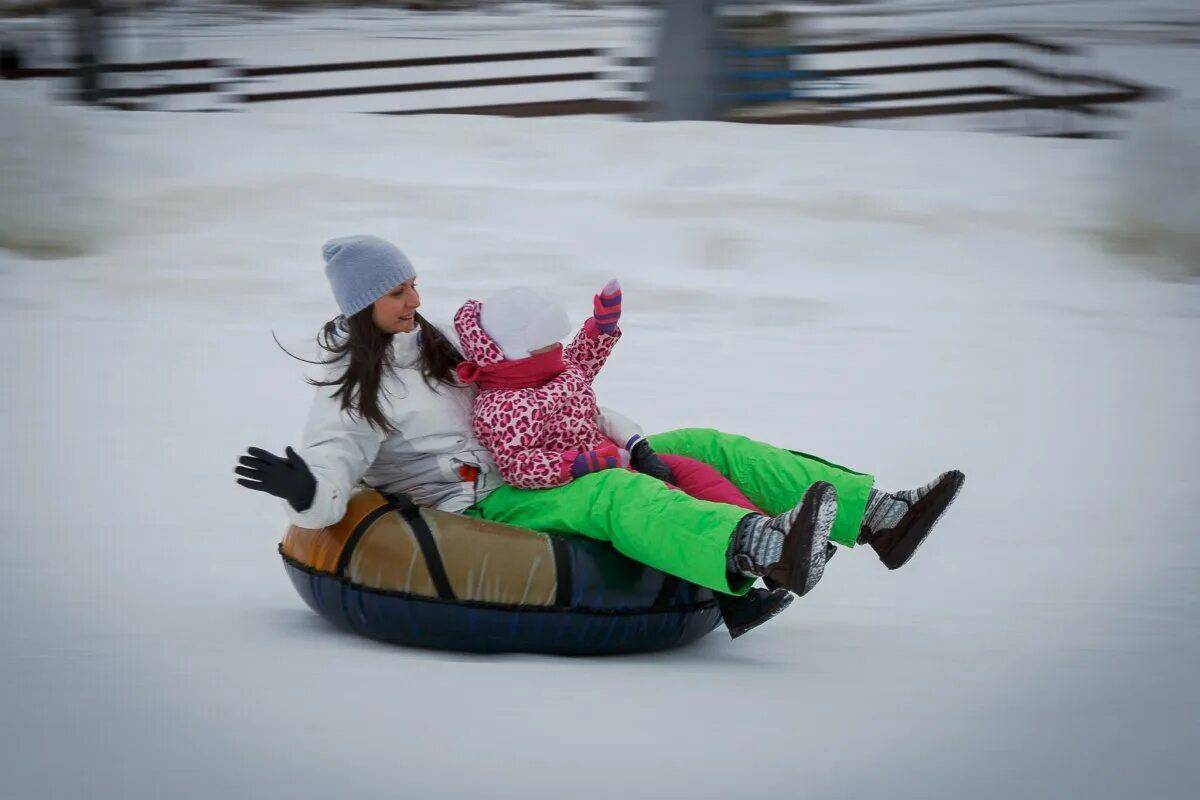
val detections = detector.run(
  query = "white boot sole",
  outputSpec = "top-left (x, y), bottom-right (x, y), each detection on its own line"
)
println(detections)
top-left (799, 486), bottom-right (837, 596)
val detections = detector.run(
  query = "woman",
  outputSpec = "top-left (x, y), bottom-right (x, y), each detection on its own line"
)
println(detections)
top-left (235, 236), bottom-right (964, 634)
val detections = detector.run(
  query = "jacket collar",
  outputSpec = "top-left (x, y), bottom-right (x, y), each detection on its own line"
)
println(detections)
top-left (391, 328), bottom-right (422, 368)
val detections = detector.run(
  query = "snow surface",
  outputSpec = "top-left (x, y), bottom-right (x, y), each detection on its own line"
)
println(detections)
top-left (2, 5), bottom-right (1200, 800)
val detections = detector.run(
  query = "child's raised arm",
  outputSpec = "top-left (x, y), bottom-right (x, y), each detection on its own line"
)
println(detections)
top-left (564, 279), bottom-right (622, 383)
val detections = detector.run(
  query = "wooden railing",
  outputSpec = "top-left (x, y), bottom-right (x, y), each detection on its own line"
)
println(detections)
top-left (2, 33), bottom-right (1162, 133)
top-left (618, 31), bottom-right (1162, 131)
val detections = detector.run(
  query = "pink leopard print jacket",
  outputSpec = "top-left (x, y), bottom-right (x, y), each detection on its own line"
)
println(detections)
top-left (453, 299), bottom-right (621, 489)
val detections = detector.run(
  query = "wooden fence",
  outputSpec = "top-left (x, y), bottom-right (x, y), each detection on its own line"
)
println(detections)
top-left (3, 33), bottom-right (1163, 133)
top-left (620, 32), bottom-right (1161, 130)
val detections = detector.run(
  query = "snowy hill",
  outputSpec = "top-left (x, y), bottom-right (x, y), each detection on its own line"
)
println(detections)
top-left (2, 91), bottom-right (1198, 798)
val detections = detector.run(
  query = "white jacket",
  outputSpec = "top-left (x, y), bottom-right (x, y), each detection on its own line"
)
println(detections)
top-left (284, 322), bottom-right (644, 530)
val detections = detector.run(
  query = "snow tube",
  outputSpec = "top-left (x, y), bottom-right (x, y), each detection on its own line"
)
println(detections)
top-left (280, 489), bottom-right (722, 655)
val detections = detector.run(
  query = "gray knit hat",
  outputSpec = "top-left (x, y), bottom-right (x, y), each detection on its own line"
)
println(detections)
top-left (322, 235), bottom-right (417, 318)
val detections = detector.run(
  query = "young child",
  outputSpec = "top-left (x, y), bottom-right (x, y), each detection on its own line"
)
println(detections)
top-left (453, 281), bottom-right (801, 637)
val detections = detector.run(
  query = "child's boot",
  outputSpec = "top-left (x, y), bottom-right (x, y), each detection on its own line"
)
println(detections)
top-left (764, 541), bottom-right (836, 593)
top-left (858, 470), bottom-right (966, 569)
top-left (717, 588), bottom-right (794, 640)
top-left (727, 481), bottom-right (837, 597)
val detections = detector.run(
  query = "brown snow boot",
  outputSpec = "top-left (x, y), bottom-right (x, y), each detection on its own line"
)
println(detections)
top-left (728, 481), bottom-right (837, 597)
top-left (859, 470), bottom-right (966, 570)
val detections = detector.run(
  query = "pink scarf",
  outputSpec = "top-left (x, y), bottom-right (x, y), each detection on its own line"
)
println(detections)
top-left (456, 344), bottom-right (565, 390)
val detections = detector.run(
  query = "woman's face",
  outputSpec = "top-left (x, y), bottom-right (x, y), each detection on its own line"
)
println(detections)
top-left (371, 279), bottom-right (420, 334)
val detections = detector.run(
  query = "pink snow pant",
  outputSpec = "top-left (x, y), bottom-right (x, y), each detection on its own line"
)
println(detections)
top-left (657, 454), bottom-right (764, 515)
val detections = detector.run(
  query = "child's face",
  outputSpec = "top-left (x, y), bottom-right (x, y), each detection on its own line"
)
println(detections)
top-left (372, 279), bottom-right (421, 334)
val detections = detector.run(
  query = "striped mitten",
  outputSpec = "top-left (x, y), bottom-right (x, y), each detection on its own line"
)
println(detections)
top-left (564, 443), bottom-right (630, 480)
top-left (592, 279), bottom-right (622, 334)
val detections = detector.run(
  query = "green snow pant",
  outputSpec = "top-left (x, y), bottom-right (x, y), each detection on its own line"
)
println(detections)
top-left (467, 428), bottom-right (874, 595)
top-left (646, 429), bottom-right (873, 549)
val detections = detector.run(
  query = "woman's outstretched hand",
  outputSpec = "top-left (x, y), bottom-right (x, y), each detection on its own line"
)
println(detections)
top-left (592, 279), bottom-right (622, 334)
top-left (235, 446), bottom-right (317, 513)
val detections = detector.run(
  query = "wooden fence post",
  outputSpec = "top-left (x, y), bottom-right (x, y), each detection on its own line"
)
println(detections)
top-left (644, 0), bottom-right (730, 121)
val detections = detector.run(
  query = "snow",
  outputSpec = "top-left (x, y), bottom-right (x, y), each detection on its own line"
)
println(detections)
top-left (0, 84), bottom-right (106, 256)
top-left (2, 4), bottom-right (1200, 800)
top-left (1108, 105), bottom-right (1200, 275)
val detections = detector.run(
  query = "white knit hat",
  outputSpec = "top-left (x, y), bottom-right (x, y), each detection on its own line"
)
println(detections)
top-left (479, 287), bottom-right (572, 360)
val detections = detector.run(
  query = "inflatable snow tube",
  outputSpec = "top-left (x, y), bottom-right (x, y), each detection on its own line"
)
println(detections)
top-left (280, 489), bottom-right (722, 655)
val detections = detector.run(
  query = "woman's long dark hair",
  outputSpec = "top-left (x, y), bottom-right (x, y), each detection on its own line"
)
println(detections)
top-left (279, 309), bottom-right (463, 434)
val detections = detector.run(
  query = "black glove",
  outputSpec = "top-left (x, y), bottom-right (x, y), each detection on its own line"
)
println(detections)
top-left (235, 446), bottom-right (317, 513)
top-left (629, 438), bottom-right (676, 485)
